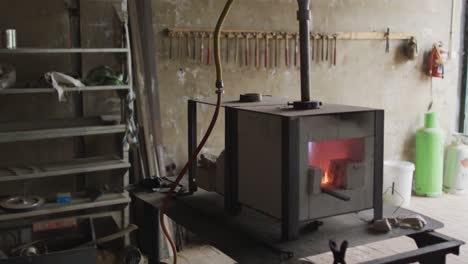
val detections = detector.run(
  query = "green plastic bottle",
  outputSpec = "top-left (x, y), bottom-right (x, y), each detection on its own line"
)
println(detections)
top-left (415, 112), bottom-right (444, 197)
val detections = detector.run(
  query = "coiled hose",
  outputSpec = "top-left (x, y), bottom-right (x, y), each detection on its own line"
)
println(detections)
top-left (159, 1), bottom-right (236, 263)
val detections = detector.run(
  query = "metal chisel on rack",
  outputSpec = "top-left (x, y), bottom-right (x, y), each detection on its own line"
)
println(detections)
top-left (333, 34), bottom-right (337, 66)
top-left (321, 34), bottom-right (325, 61)
top-left (254, 33), bottom-right (259, 68)
top-left (179, 32), bottom-right (184, 60)
top-left (284, 32), bottom-right (289, 67)
top-left (207, 33), bottom-right (212, 65)
top-left (169, 34), bottom-right (173, 59)
top-left (244, 33), bottom-right (249, 67)
top-left (265, 33), bottom-right (269, 68)
top-left (234, 32), bottom-right (239, 65)
top-left (310, 33), bottom-right (314, 61)
top-left (326, 35), bottom-right (329, 61)
top-left (226, 32), bottom-right (230, 63)
top-left (274, 33), bottom-right (279, 68)
top-left (294, 33), bottom-right (299, 67)
top-left (200, 32), bottom-right (205, 64)
top-left (193, 32), bottom-right (197, 60)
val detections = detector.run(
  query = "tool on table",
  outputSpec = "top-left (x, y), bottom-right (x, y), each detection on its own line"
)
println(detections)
top-left (326, 35), bottom-right (329, 61)
top-left (284, 32), bottom-right (289, 67)
top-left (244, 33), bottom-right (250, 66)
top-left (264, 33), bottom-right (269, 68)
top-left (193, 32), bottom-right (197, 60)
top-left (333, 34), bottom-right (338, 66)
top-left (321, 34), bottom-right (325, 61)
top-left (274, 33), bottom-right (279, 68)
top-left (200, 32), bottom-right (205, 64)
top-left (330, 240), bottom-right (348, 264)
top-left (385, 27), bottom-right (390, 53)
top-left (234, 33), bottom-right (239, 65)
top-left (226, 33), bottom-right (230, 63)
top-left (207, 33), bottom-right (213, 65)
top-left (254, 33), bottom-right (259, 68)
top-left (294, 34), bottom-right (299, 67)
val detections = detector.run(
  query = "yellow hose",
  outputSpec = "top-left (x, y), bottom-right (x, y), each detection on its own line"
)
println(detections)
top-left (214, 0), bottom-right (236, 89)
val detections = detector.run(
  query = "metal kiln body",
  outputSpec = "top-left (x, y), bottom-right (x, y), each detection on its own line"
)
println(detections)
top-left (188, 98), bottom-right (384, 240)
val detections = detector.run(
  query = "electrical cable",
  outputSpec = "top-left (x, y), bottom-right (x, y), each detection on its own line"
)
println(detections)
top-left (159, 1), bottom-right (236, 263)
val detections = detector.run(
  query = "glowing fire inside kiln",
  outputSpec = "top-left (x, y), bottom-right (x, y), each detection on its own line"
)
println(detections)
top-left (308, 137), bottom-right (366, 188)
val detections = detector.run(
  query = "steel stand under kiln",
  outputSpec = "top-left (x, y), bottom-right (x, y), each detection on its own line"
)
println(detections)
top-left (188, 97), bottom-right (384, 241)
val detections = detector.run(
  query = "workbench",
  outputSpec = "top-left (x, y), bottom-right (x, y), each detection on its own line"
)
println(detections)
top-left (132, 190), bottom-right (464, 264)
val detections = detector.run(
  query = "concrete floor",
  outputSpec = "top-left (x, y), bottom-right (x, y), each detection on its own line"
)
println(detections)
top-left (164, 193), bottom-right (467, 263)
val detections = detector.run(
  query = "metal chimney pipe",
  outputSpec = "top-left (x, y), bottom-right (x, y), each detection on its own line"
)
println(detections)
top-left (297, 0), bottom-right (311, 102)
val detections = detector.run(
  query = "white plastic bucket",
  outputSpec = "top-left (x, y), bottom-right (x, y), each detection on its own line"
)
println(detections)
top-left (383, 161), bottom-right (415, 207)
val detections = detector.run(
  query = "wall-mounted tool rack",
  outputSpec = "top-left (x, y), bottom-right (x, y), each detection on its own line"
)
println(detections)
top-left (167, 28), bottom-right (413, 40)
top-left (166, 28), bottom-right (414, 67)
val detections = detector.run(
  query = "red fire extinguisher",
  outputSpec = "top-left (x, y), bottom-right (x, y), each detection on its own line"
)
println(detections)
top-left (428, 42), bottom-right (447, 79)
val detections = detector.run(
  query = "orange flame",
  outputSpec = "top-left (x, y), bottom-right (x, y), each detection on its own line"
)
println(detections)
top-left (322, 170), bottom-right (331, 185)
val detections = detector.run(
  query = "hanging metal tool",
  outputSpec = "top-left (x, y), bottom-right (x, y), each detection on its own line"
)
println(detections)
top-left (234, 32), bottom-right (239, 65)
top-left (226, 32), bottom-right (230, 63)
top-left (321, 34), bottom-right (325, 62)
top-left (316, 34), bottom-right (321, 62)
top-left (193, 32), bottom-right (197, 60)
top-left (180, 32), bottom-right (185, 60)
top-left (274, 33), bottom-right (279, 68)
top-left (254, 33), bottom-right (259, 68)
top-left (326, 35), bottom-right (329, 61)
top-left (333, 34), bottom-right (337, 66)
top-left (177, 32), bottom-right (183, 60)
top-left (200, 32), bottom-right (205, 64)
top-left (294, 33), bottom-right (299, 67)
top-left (385, 27), bottom-right (390, 53)
top-left (265, 33), bottom-right (269, 68)
top-left (244, 33), bottom-right (250, 66)
top-left (310, 33), bottom-right (314, 61)
top-left (207, 33), bottom-right (213, 65)
top-left (186, 32), bottom-right (191, 59)
top-left (284, 32), bottom-right (289, 67)
top-left (169, 35), bottom-right (173, 59)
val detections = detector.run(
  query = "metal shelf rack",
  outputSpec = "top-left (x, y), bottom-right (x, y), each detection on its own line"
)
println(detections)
top-left (0, 0), bottom-right (134, 228)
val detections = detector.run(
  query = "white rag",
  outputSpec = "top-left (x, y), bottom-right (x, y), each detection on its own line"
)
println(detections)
top-left (45, 72), bottom-right (84, 102)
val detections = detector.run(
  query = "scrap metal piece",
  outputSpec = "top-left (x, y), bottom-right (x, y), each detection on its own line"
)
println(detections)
top-left (0, 196), bottom-right (44, 211)
top-left (239, 93), bottom-right (262, 103)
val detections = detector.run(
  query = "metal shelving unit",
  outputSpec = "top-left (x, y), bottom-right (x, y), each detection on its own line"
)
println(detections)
top-left (0, 124), bottom-right (126, 143)
top-left (0, 85), bottom-right (130, 94)
top-left (0, 193), bottom-right (131, 222)
top-left (0, 0), bottom-right (134, 227)
top-left (0, 156), bottom-right (130, 182)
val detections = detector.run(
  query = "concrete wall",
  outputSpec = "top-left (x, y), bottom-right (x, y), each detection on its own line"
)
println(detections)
top-left (152, 0), bottom-right (464, 168)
